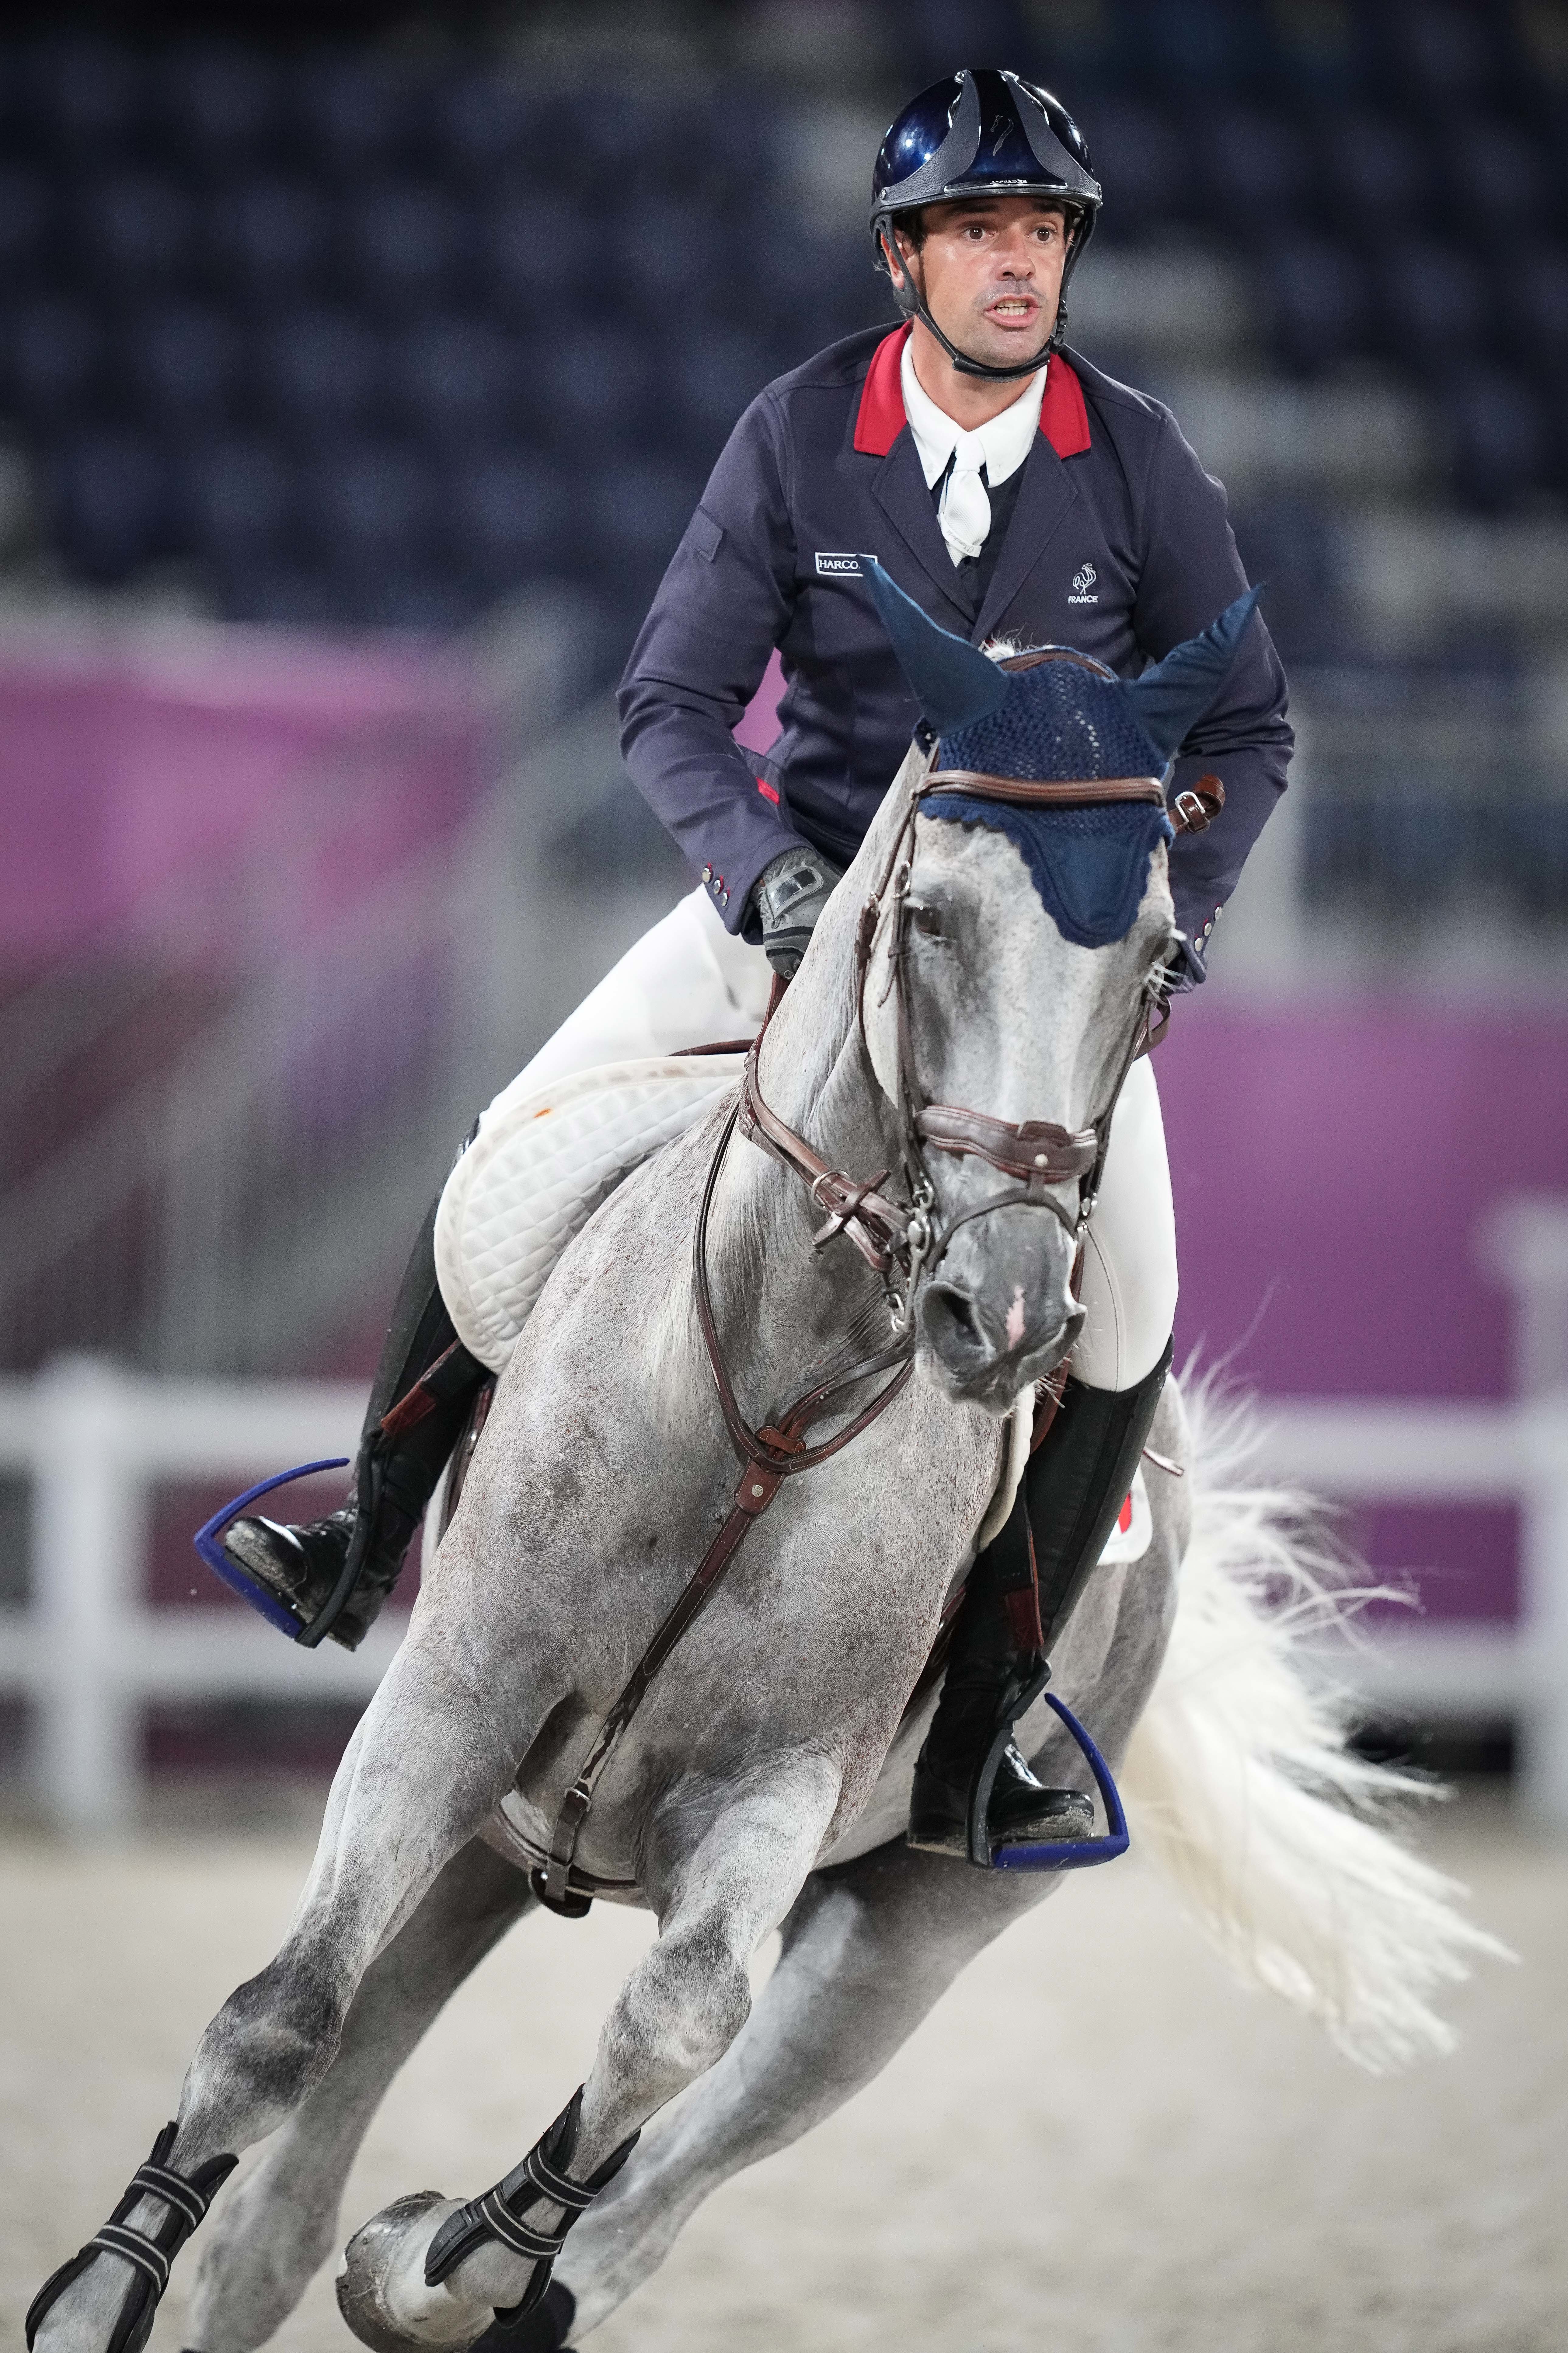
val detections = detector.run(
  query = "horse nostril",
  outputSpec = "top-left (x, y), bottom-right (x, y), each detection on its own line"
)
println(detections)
top-left (920, 1283), bottom-right (991, 1362)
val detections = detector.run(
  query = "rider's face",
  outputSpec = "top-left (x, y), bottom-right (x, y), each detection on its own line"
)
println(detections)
top-left (888, 196), bottom-right (1073, 372)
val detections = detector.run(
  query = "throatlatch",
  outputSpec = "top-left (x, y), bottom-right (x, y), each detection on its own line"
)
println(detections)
top-left (25, 2123), bottom-right (236, 2353)
top-left (423, 2087), bottom-right (639, 2327)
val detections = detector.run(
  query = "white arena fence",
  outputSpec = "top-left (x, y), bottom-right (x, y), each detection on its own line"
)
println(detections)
top-left (0, 1354), bottom-right (1565, 1835)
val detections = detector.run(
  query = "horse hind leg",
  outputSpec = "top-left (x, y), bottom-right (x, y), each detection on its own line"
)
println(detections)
top-left (29, 1629), bottom-right (531, 2353)
top-left (337, 1748), bottom-right (844, 2351)
top-left (186, 1836), bottom-right (533, 2353)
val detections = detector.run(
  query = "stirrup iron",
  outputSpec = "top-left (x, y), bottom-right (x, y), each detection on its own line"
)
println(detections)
top-left (967, 1679), bottom-right (1130, 1873)
top-left (194, 1458), bottom-right (352, 1640)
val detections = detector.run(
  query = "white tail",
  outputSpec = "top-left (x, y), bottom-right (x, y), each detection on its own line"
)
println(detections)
top-left (1123, 1372), bottom-right (1512, 2072)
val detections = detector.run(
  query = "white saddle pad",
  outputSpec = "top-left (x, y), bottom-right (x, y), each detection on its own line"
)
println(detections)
top-left (434, 1054), bottom-right (747, 1373)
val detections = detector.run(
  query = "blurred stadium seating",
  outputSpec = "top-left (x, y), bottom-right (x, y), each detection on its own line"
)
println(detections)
top-left (0, 6), bottom-right (1558, 641)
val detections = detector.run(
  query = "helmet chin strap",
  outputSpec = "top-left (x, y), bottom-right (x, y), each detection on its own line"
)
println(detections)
top-left (883, 233), bottom-right (1063, 384)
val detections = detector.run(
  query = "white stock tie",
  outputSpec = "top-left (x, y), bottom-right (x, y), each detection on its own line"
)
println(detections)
top-left (940, 434), bottom-right (991, 565)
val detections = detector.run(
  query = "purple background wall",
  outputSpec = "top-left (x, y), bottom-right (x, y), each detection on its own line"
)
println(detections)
top-left (1160, 1002), bottom-right (1567, 1400)
top-left (1158, 1002), bottom-right (1568, 1621)
top-left (0, 624), bottom-right (484, 966)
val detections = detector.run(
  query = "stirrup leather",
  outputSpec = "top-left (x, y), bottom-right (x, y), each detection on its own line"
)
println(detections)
top-left (26, 2123), bottom-right (236, 2353)
top-left (424, 2087), bottom-right (638, 2324)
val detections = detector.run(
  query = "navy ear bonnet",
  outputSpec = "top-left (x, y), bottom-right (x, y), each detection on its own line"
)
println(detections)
top-left (938, 655), bottom-right (1169, 788)
top-left (864, 561), bottom-right (1262, 949)
top-left (929, 794), bottom-right (1174, 951)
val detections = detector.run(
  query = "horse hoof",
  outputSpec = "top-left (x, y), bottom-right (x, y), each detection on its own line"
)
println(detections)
top-left (336, 2192), bottom-right (465, 2352)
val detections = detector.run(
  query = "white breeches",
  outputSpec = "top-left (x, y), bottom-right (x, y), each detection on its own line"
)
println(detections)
top-left (480, 886), bottom-right (1177, 1391)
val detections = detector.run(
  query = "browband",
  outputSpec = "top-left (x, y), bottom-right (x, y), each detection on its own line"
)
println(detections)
top-left (925, 770), bottom-right (1164, 807)
top-left (924, 768), bottom-right (1226, 835)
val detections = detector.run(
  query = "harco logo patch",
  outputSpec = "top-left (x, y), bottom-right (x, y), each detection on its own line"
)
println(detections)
top-left (1068, 562), bottom-right (1099, 605)
top-left (814, 551), bottom-right (863, 577)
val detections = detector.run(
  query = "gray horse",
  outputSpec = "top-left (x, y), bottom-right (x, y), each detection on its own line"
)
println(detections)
top-left (32, 708), bottom-right (1494, 2353)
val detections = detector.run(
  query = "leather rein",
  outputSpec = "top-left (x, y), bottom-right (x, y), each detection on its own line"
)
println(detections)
top-left (530, 713), bottom-right (1220, 1916)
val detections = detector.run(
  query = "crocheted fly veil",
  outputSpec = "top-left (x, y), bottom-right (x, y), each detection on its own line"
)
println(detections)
top-left (865, 561), bottom-right (1261, 948)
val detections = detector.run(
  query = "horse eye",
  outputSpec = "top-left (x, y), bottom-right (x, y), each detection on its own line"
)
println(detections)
top-left (910, 903), bottom-right (944, 938)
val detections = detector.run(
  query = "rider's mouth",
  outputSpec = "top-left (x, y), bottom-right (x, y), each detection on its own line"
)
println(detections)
top-left (987, 298), bottom-right (1038, 327)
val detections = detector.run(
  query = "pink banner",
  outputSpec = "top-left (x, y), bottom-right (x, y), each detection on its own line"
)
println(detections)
top-left (0, 620), bottom-right (485, 967)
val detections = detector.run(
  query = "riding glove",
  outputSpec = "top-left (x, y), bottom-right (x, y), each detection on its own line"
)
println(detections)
top-left (752, 845), bottom-right (844, 977)
top-left (1162, 928), bottom-right (1207, 990)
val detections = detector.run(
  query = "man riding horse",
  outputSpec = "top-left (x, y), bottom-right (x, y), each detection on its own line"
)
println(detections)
top-left (222, 66), bottom-right (1291, 1862)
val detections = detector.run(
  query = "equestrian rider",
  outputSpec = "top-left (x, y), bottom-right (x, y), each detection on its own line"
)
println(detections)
top-left (224, 68), bottom-right (1292, 1862)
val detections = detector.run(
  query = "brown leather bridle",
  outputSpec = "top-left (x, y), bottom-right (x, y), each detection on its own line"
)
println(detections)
top-left (741, 686), bottom-right (1223, 1335)
top-left (528, 690), bottom-right (1221, 1916)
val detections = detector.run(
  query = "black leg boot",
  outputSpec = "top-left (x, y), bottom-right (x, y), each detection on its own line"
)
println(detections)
top-left (908, 1338), bottom-right (1173, 1863)
top-left (222, 1196), bottom-right (488, 1649)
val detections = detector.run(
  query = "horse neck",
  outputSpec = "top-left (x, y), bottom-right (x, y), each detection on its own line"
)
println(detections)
top-left (693, 767), bottom-right (920, 1410)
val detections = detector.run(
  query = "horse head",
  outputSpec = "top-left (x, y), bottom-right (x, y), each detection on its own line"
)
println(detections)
top-left (861, 562), bottom-right (1259, 1410)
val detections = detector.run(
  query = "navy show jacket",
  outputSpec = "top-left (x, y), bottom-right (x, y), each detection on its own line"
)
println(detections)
top-left (618, 323), bottom-right (1293, 954)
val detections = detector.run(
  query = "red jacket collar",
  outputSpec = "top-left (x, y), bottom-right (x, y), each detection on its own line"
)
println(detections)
top-left (852, 324), bottom-right (1090, 463)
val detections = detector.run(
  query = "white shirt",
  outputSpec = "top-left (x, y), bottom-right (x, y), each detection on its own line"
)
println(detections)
top-left (900, 339), bottom-right (1047, 568)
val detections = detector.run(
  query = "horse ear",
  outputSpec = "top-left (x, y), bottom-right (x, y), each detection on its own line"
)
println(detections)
top-left (864, 558), bottom-right (1010, 736)
top-left (1120, 587), bottom-right (1263, 759)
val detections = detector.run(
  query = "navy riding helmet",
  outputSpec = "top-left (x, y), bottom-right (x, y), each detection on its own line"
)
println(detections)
top-left (870, 68), bottom-right (1102, 382)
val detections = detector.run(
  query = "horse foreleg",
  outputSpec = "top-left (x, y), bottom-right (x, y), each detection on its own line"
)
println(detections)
top-left (560, 1838), bottom-right (1054, 2337)
top-left (186, 1835), bottom-right (533, 2353)
top-left (339, 1749), bottom-right (844, 2351)
top-left (30, 1629), bottom-right (529, 2353)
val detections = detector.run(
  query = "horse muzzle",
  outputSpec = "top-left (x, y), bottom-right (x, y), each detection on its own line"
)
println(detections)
top-left (914, 1210), bottom-right (1084, 1409)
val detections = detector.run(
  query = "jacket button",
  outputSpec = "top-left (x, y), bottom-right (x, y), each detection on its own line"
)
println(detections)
top-left (719, 890), bottom-right (729, 906)
top-left (702, 865), bottom-right (712, 882)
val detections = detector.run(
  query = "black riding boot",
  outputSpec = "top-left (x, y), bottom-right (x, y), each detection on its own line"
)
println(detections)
top-left (223, 1196), bottom-right (488, 1648)
top-left (908, 1338), bottom-right (1173, 1862)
